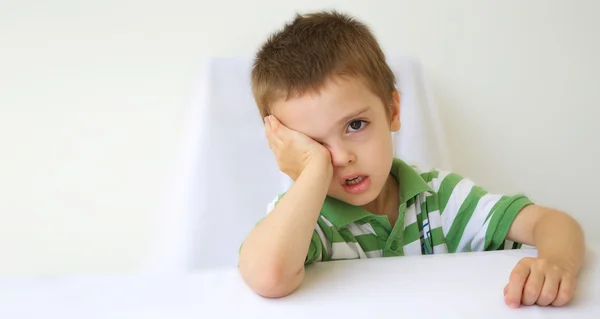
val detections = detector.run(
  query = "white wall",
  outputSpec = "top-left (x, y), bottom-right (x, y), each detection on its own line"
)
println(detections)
top-left (1, 0), bottom-right (598, 275)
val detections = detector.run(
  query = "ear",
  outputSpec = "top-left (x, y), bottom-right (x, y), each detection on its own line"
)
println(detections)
top-left (389, 90), bottom-right (401, 132)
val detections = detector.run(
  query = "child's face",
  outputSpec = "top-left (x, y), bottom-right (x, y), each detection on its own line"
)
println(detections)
top-left (271, 76), bottom-right (400, 206)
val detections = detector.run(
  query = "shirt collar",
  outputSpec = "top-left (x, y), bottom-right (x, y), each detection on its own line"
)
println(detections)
top-left (389, 158), bottom-right (434, 203)
top-left (321, 158), bottom-right (434, 229)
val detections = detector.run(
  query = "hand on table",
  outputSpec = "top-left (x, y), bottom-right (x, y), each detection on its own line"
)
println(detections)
top-left (504, 257), bottom-right (577, 308)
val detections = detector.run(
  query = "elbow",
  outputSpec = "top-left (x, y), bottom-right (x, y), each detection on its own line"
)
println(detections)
top-left (239, 259), bottom-right (303, 298)
top-left (252, 268), bottom-right (299, 298)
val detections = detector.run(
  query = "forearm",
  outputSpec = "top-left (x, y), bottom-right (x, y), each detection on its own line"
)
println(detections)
top-left (533, 209), bottom-right (585, 274)
top-left (239, 163), bottom-right (331, 296)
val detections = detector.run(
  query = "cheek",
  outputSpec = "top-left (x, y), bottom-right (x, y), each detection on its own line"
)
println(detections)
top-left (356, 125), bottom-right (393, 157)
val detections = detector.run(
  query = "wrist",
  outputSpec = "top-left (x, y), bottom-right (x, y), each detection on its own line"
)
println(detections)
top-left (302, 160), bottom-right (333, 184)
top-left (537, 252), bottom-right (581, 275)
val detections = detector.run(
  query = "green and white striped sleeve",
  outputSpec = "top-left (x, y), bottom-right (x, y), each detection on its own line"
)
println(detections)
top-left (264, 194), bottom-right (324, 264)
top-left (429, 170), bottom-right (534, 253)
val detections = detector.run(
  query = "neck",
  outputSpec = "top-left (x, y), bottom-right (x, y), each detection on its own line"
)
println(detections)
top-left (362, 174), bottom-right (399, 216)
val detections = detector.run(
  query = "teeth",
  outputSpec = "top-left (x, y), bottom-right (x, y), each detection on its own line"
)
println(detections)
top-left (345, 176), bottom-right (364, 186)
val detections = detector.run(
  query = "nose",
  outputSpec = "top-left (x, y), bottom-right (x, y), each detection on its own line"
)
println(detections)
top-left (328, 143), bottom-right (356, 167)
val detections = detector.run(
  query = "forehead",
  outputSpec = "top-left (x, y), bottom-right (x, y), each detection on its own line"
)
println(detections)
top-left (271, 77), bottom-right (383, 138)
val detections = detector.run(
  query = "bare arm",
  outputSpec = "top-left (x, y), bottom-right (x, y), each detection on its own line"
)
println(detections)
top-left (239, 116), bottom-right (333, 298)
top-left (508, 205), bottom-right (585, 274)
top-left (504, 205), bottom-right (585, 307)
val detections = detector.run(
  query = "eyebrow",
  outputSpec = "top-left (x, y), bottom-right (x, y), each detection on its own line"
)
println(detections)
top-left (336, 107), bottom-right (370, 125)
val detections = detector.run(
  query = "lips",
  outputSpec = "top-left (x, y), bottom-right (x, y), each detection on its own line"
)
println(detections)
top-left (341, 174), bottom-right (367, 185)
top-left (344, 175), bottom-right (365, 186)
top-left (340, 174), bottom-right (371, 195)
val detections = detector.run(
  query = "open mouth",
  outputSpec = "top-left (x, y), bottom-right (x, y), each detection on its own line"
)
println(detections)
top-left (345, 176), bottom-right (365, 186)
top-left (341, 175), bottom-right (370, 194)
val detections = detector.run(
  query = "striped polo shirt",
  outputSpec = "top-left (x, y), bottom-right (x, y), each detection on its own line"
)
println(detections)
top-left (265, 158), bottom-right (533, 264)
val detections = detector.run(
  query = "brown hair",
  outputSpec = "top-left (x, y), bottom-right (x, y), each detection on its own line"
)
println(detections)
top-left (251, 11), bottom-right (396, 120)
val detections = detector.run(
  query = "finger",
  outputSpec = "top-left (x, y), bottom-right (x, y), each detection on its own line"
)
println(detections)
top-left (504, 285), bottom-right (508, 296)
top-left (266, 115), bottom-right (279, 131)
top-left (263, 119), bottom-right (275, 148)
top-left (552, 275), bottom-right (576, 307)
top-left (268, 115), bottom-right (281, 127)
top-left (505, 261), bottom-right (531, 308)
top-left (536, 272), bottom-right (560, 306)
top-left (521, 269), bottom-right (544, 306)
top-left (264, 117), bottom-right (283, 146)
top-left (264, 126), bottom-right (282, 157)
top-left (266, 136), bottom-right (276, 152)
top-left (268, 116), bottom-right (292, 138)
top-left (264, 116), bottom-right (272, 135)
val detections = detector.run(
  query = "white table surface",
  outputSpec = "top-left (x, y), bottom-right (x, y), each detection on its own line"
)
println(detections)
top-left (1, 248), bottom-right (598, 319)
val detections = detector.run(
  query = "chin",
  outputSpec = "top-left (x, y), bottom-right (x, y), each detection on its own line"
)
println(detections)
top-left (332, 190), bottom-right (379, 207)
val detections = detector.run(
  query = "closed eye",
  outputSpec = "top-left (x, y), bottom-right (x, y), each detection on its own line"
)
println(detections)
top-left (347, 120), bottom-right (368, 133)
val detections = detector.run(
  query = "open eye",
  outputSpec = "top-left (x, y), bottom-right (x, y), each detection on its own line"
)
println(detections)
top-left (347, 120), bottom-right (367, 132)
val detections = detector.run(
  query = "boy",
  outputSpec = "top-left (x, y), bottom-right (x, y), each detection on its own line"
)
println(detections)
top-left (238, 11), bottom-right (585, 308)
